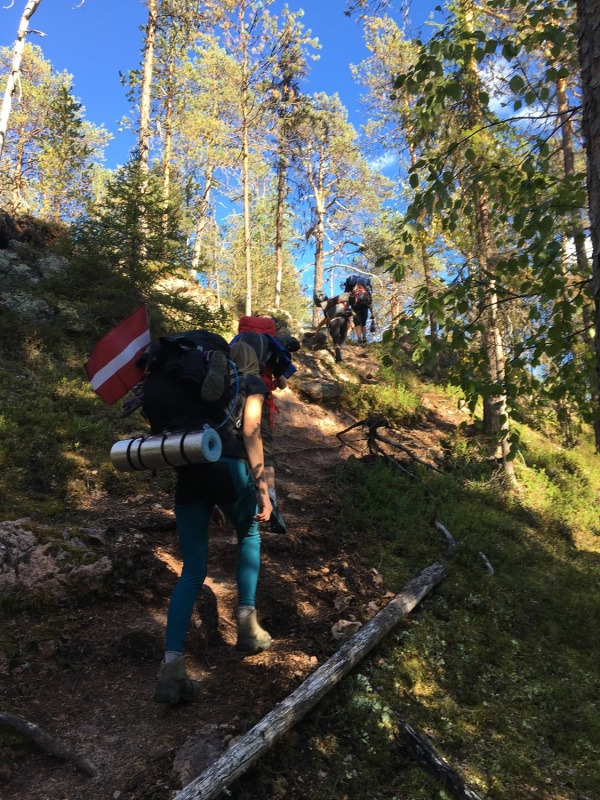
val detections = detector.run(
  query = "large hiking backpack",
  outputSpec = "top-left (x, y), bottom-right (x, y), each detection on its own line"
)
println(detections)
top-left (238, 314), bottom-right (300, 354)
top-left (344, 273), bottom-right (373, 295)
top-left (233, 330), bottom-right (273, 377)
top-left (231, 317), bottom-right (297, 428)
top-left (325, 292), bottom-right (352, 320)
top-left (238, 315), bottom-right (276, 337)
top-left (350, 282), bottom-right (371, 310)
top-left (233, 317), bottom-right (297, 380)
top-left (139, 329), bottom-right (243, 437)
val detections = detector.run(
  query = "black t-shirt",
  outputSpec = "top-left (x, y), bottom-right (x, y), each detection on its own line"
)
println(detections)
top-left (174, 373), bottom-right (268, 504)
top-left (219, 373), bottom-right (268, 458)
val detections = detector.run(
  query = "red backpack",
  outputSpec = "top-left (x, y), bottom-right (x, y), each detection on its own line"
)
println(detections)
top-left (351, 283), bottom-right (371, 310)
top-left (236, 316), bottom-right (278, 425)
top-left (238, 316), bottom-right (276, 337)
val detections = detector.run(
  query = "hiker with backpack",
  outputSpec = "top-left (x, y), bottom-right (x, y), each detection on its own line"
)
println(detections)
top-left (314, 291), bottom-right (354, 363)
top-left (344, 274), bottom-right (375, 345)
top-left (142, 336), bottom-right (274, 705)
top-left (230, 316), bottom-right (299, 535)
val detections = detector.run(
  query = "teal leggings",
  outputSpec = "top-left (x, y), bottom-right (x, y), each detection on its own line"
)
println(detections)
top-left (165, 458), bottom-right (261, 653)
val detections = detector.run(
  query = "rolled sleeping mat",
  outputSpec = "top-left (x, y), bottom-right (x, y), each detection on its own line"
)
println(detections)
top-left (111, 428), bottom-right (222, 472)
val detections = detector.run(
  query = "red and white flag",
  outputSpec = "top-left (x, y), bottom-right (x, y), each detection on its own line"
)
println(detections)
top-left (85, 305), bottom-right (151, 404)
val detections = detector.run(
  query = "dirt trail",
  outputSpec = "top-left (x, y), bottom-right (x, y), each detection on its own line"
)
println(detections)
top-left (0, 343), bottom-right (457, 800)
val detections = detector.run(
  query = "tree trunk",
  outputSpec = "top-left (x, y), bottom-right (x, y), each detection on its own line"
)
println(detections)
top-left (390, 283), bottom-right (399, 335)
top-left (274, 146), bottom-right (287, 309)
top-left (11, 135), bottom-right (28, 213)
top-left (576, 1), bottom-right (600, 452)
top-left (476, 185), bottom-right (515, 480)
top-left (190, 170), bottom-right (214, 276)
top-left (162, 57), bottom-right (175, 204)
top-left (239, 5), bottom-right (253, 317)
top-left (313, 199), bottom-right (325, 326)
top-left (406, 117), bottom-right (439, 379)
top-left (556, 71), bottom-right (600, 449)
top-left (172, 561), bottom-right (447, 800)
top-left (139, 0), bottom-right (157, 175)
top-left (462, 0), bottom-right (514, 479)
top-left (0, 0), bottom-right (43, 161)
top-left (420, 234), bottom-right (440, 381)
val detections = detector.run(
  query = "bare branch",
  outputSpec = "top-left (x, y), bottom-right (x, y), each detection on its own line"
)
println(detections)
top-left (0, 713), bottom-right (98, 777)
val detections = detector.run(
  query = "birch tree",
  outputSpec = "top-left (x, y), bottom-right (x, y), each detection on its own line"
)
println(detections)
top-left (0, 0), bottom-right (43, 161)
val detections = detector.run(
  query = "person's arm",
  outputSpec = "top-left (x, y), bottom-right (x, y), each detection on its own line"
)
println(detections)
top-left (314, 314), bottom-right (327, 336)
top-left (242, 393), bottom-right (272, 522)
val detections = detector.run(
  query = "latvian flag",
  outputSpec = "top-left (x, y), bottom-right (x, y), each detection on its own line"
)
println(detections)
top-left (85, 305), bottom-right (151, 404)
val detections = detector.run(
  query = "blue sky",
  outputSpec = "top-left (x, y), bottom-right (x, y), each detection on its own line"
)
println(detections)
top-left (1, 0), bottom-right (441, 170)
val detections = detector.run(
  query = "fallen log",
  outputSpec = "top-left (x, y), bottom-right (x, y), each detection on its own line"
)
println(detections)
top-left (0, 712), bottom-right (98, 778)
top-left (173, 561), bottom-right (447, 800)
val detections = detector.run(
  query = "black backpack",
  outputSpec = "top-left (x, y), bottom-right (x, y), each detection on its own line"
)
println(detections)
top-left (138, 330), bottom-right (243, 437)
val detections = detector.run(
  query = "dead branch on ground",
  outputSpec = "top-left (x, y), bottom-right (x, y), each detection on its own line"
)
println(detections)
top-left (0, 712), bottom-right (98, 777)
top-left (435, 520), bottom-right (457, 550)
top-left (480, 552), bottom-right (494, 575)
top-left (337, 416), bottom-right (444, 473)
top-left (393, 714), bottom-right (485, 800)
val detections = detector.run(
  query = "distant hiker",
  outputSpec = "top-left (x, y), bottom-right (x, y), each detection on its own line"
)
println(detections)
top-left (314, 291), bottom-right (354, 363)
top-left (231, 316), bottom-right (298, 535)
top-left (344, 274), bottom-right (375, 345)
top-left (153, 340), bottom-right (273, 706)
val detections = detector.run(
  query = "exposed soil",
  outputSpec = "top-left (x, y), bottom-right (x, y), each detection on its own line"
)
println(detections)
top-left (0, 343), bottom-right (459, 800)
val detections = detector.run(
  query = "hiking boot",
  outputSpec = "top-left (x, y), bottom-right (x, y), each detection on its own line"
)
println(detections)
top-left (235, 610), bottom-right (272, 653)
top-left (153, 656), bottom-right (200, 704)
top-left (334, 347), bottom-right (343, 363)
top-left (201, 350), bottom-right (228, 403)
top-left (269, 501), bottom-right (287, 534)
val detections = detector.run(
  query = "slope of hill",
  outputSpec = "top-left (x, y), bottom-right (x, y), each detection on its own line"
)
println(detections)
top-left (0, 341), bottom-right (457, 799)
top-left (1, 231), bottom-right (599, 800)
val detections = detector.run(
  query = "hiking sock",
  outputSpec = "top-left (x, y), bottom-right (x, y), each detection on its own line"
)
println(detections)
top-left (164, 650), bottom-right (183, 664)
top-left (238, 605), bottom-right (254, 618)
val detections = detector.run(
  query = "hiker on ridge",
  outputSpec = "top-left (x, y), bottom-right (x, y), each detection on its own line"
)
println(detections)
top-left (153, 341), bottom-right (273, 706)
top-left (344, 274), bottom-right (375, 345)
top-left (314, 291), bottom-right (354, 363)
